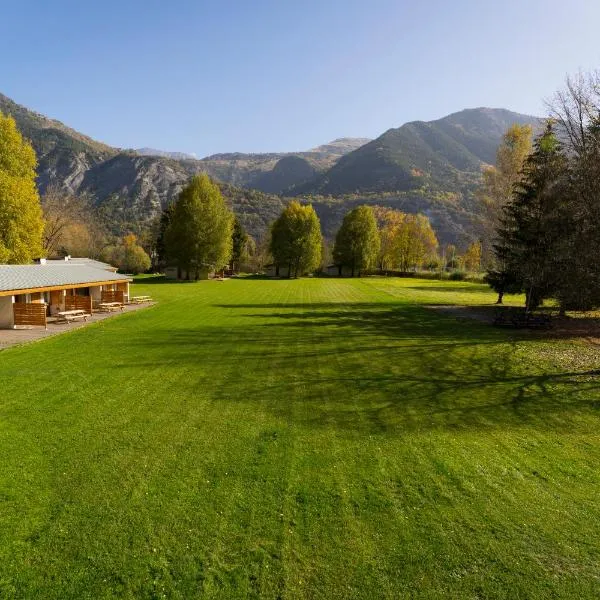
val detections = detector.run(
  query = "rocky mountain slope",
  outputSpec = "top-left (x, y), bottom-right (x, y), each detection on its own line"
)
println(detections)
top-left (136, 147), bottom-right (198, 160)
top-left (0, 92), bottom-right (541, 246)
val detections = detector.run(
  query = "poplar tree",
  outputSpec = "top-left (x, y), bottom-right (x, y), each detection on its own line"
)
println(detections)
top-left (477, 124), bottom-right (533, 262)
top-left (231, 216), bottom-right (249, 271)
top-left (165, 174), bottom-right (234, 279)
top-left (333, 205), bottom-right (380, 276)
top-left (0, 112), bottom-right (44, 263)
top-left (269, 201), bottom-right (322, 277)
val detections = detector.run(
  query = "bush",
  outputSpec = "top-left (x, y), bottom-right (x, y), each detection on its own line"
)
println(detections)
top-left (448, 270), bottom-right (466, 281)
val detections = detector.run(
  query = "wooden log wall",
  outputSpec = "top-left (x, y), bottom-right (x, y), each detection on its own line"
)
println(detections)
top-left (13, 303), bottom-right (47, 328)
top-left (101, 290), bottom-right (124, 304)
top-left (64, 295), bottom-right (93, 313)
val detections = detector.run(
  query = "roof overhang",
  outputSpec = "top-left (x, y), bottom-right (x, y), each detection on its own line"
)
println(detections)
top-left (0, 278), bottom-right (132, 298)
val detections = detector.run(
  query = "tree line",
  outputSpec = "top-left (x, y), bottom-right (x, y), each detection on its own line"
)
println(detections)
top-left (0, 108), bottom-right (483, 278)
top-left (482, 71), bottom-right (600, 313)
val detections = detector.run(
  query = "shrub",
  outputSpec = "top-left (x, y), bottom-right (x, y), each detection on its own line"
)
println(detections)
top-left (449, 270), bottom-right (466, 281)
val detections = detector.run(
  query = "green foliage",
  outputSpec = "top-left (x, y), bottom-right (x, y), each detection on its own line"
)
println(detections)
top-left (155, 202), bottom-right (175, 268)
top-left (492, 123), bottom-right (569, 310)
top-left (0, 111), bottom-right (44, 263)
top-left (231, 216), bottom-right (249, 271)
top-left (477, 124), bottom-right (533, 264)
top-left (448, 270), bottom-right (467, 281)
top-left (165, 174), bottom-right (234, 278)
top-left (333, 205), bottom-right (380, 276)
top-left (269, 201), bottom-right (323, 277)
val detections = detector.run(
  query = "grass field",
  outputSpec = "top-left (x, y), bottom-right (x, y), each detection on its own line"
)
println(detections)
top-left (1, 276), bottom-right (599, 599)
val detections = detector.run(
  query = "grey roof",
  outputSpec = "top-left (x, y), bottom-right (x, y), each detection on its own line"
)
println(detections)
top-left (44, 258), bottom-right (116, 270)
top-left (0, 264), bottom-right (130, 293)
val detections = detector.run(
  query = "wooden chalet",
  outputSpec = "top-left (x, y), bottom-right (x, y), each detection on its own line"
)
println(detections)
top-left (0, 260), bottom-right (132, 329)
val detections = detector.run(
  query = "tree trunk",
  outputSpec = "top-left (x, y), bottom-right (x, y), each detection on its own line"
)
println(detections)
top-left (496, 291), bottom-right (504, 305)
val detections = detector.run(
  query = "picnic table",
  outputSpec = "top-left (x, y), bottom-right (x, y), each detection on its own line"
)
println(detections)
top-left (56, 309), bottom-right (90, 323)
top-left (130, 295), bottom-right (153, 304)
top-left (98, 302), bottom-right (124, 312)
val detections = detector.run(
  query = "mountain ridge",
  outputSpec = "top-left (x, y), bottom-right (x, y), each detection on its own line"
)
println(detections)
top-left (0, 92), bottom-right (541, 246)
top-left (295, 107), bottom-right (542, 196)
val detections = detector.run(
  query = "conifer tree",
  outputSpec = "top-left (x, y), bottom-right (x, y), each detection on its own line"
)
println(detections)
top-left (491, 123), bottom-right (568, 311)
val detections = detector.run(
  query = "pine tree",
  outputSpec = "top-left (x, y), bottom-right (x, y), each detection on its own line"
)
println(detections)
top-left (0, 112), bottom-right (44, 263)
top-left (492, 123), bottom-right (568, 311)
top-left (557, 116), bottom-right (600, 311)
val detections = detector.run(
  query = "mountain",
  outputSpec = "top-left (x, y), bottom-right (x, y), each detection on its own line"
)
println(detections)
top-left (0, 92), bottom-right (117, 192)
top-left (136, 147), bottom-right (197, 160)
top-left (309, 137), bottom-right (372, 155)
top-left (298, 108), bottom-right (542, 195)
top-left (0, 92), bottom-right (541, 246)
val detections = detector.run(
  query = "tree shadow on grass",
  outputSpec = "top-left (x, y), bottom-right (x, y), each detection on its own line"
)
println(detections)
top-left (402, 285), bottom-right (491, 293)
top-left (123, 300), bottom-right (600, 434)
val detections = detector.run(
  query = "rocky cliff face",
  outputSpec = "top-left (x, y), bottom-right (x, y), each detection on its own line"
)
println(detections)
top-left (0, 92), bottom-right (371, 231)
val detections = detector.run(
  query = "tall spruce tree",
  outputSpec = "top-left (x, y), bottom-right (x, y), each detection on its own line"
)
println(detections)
top-left (269, 201), bottom-right (322, 277)
top-left (557, 116), bottom-right (600, 310)
top-left (165, 174), bottom-right (233, 279)
top-left (491, 123), bottom-right (568, 311)
top-left (477, 124), bottom-right (533, 264)
top-left (0, 112), bottom-right (44, 263)
top-left (333, 206), bottom-right (380, 276)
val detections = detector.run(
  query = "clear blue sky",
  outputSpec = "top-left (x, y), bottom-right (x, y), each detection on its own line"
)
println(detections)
top-left (2, 0), bottom-right (599, 156)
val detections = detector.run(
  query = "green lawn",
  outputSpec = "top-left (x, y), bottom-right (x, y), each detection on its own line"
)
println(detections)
top-left (1, 276), bottom-right (599, 599)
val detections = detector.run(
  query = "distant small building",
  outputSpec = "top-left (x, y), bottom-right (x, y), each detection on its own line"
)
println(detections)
top-left (265, 264), bottom-right (290, 278)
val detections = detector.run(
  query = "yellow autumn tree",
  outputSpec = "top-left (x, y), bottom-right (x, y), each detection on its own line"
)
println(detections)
top-left (478, 124), bottom-right (533, 262)
top-left (376, 209), bottom-right (438, 271)
top-left (0, 111), bottom-right (44, 263)
top-left (463, 240), bottom-right (482, 272)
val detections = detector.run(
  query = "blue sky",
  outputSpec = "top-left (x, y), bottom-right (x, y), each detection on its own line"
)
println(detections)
top-left (2, 0), bottom-right (599, 156)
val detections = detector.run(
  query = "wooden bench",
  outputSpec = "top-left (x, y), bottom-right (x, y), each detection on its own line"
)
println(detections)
top-left (130, 295), bottom-right (152, 304)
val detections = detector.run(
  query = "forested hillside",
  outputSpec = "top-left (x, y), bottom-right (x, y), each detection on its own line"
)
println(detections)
top-left (0, 92), bottom-right (540, 246)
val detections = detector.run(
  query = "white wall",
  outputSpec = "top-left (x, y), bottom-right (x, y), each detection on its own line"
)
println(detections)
top-left (90, 286), bottom-right (102, 305)
top-left (0, 296), bottom-right (14, 329)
